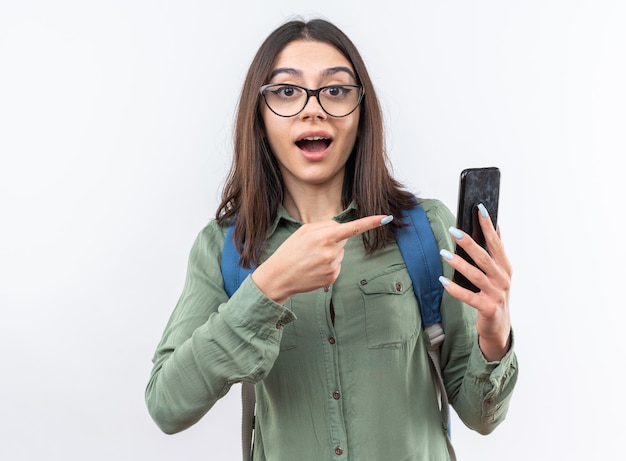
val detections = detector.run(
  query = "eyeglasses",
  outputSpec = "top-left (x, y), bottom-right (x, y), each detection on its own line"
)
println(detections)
top-left (259, 83), bottom-right (364, 118)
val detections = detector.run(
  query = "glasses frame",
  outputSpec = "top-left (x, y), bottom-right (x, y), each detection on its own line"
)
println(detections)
top-left (259, 83), bottom-right (365, 118)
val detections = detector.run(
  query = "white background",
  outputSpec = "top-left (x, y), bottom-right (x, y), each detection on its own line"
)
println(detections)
top-left (1, 1), bottom-right (624, 460)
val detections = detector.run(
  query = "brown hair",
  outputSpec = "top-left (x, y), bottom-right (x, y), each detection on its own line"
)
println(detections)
top-left (216, 18), bottom-right (415, 268)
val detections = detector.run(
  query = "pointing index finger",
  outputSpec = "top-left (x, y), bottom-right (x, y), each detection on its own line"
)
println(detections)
top-left (334, 215), bottom-right (394, 243)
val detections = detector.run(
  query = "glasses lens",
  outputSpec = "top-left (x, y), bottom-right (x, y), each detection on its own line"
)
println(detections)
top-left (261, 84), bottom-right (363, 117)
top-left (318, 85), bottom-right (362, 117)
top-left (262, 85), bottom-right (307, 117)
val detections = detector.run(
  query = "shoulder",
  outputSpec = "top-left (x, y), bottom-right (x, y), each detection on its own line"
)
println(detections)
top-left (189, 219), bottom-right (230, 259)
top-left (417, 197), bottom-right (455, 227)
top-left (199, 218), bottom-right (229, 239)
top-left (416, 197), bottom-right (456, 252)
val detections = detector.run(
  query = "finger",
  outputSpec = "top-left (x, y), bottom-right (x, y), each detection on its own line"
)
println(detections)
top-left (447, 227), bottom-right (505, 293)
top-left (447, 231), bottom-right (512, 298)
top-left (333, 214), bottom-right (393, 242)
top-left (438, 275), bottom-right (483, 309)
top-left (451, 206), bottom-right (501, 276)
top-left (476, 204), bottom-right (512, 276)
top-left (441, 247), bottom-right (491, 292)
top-left (476, 203), bottom-right (498, 249)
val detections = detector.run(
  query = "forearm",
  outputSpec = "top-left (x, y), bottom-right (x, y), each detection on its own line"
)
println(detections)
top-left (145, 278), bottom-right (295, 434)
top-left (451, 334), bottom-right (519, 435)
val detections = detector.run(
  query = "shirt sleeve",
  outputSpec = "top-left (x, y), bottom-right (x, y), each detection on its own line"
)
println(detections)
top-left (145, 221), bottom-right (296, 434)
top-left (421, 198), bottom-right (519, 435)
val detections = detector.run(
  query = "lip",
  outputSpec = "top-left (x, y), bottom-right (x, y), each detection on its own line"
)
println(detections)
top-left (294, 130), bottom-right (333, 161)
top-left (295, 130), bottom-right (333, 143)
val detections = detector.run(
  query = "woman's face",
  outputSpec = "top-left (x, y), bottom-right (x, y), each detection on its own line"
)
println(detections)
top-left (261, 40), bottom-right (360, 194)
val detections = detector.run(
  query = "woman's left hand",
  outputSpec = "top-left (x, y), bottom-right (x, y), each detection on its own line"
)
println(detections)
top-left (440, 203), bottom-right (513, 362)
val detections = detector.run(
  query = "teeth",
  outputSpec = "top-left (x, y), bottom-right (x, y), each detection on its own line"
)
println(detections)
top-left (302, 136), bottom-right (326, 141)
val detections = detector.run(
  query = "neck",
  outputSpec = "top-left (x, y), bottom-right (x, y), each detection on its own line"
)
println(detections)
top-left (283, 183), bottom-right (344, 223)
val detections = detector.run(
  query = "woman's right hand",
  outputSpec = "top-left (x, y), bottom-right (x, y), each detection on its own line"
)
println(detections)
top-left (251, 215), bottom-right (392, 305)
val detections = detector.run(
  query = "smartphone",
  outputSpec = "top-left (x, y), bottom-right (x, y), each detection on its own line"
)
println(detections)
top-left (452, 167), bottom-right (500, 292)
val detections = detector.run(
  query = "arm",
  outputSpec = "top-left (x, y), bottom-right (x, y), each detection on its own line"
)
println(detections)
top-left (422, 199), bottom-right (519, 435)
top-left (145, 215), bottom-right (392, 433)
top-left (144, 222), bottom-right (294, 434)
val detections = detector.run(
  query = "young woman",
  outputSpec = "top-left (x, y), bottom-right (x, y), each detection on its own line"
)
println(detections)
top-left (146, 18), bottom-right (518, 461)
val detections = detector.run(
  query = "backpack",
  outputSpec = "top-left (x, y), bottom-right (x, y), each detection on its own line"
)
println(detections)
top-left (221, 200), bottom-right (455, 461)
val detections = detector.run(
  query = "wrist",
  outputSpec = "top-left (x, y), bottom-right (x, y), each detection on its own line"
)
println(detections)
top-left (251, 264), bottom-right (292, 306)
top-left (478, 331), bottom-right (512, 362)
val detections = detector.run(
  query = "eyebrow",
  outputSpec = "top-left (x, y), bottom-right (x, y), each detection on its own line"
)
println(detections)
top-left (269, 66), bottom-right (357, 81)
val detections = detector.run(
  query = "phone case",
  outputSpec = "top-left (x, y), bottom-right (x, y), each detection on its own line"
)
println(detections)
top-left (452, 167), bottom-right (500, 292)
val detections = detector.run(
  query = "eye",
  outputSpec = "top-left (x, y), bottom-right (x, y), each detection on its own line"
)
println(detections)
top-left (270, 85), bottom-right (302, 99)
top-left (322, 85), bottom-right (351, 99)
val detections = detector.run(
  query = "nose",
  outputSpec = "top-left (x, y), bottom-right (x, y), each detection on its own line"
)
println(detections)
top-left (299, 93), bottom-right (326, 119)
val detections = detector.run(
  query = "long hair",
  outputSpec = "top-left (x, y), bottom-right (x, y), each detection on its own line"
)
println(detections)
top-left (216, 18), bottom-right (415, 268)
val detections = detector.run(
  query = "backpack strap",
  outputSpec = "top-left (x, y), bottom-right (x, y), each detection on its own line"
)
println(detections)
top-left (222, 220), bottom-right (255, 298)
top-left (240, 381), bottom-right (256, 461)
top-left (221, 221), bottom-right (256, 461)
top-left (396, 201), bottom-right (444, 328)
top-left (397, 200), bottom-right (455, 460)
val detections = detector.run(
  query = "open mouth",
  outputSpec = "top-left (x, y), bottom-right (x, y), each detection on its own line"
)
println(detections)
top-left (295, 136), bottom-right (331, 152)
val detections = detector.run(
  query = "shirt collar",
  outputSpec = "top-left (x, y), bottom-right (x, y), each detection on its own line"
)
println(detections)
top-left (268, 201), bottom-right (359, 237)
